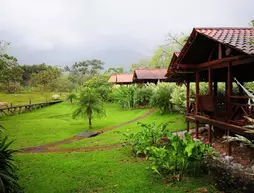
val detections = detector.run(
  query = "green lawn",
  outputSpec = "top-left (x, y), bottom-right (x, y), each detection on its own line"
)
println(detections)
top-left (1, 102), bottom-right (149, 149)
top-left (60, 111), bottom-right (186, 148)
top-left (16, 148), bottom-right (216, 193)
top-left (1, 100), bottom-right (217, 192)
top-left (0, 92), bottom-right (67, 106)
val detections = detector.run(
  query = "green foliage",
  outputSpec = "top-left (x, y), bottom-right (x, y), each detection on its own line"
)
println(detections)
top-left (122, 122), bottom-right (171, 156)
top-left (149, 83), bottom-right (175, 114)
top-left (122, 122), bottom-right (213, 182)
top-left (66, 92), bottom-right (77, 104)
top-left (170, 86), bottom-right (186, 114)
top-left (0, 54), bottom-right (23, 93)
top-left (104, 67), bottom-right (124, 75)
top-left (84, 74), bottom-right (112, 101)
top-left (148, 32), bottom-right (188, 68)
top-left (134, 85), bottom-right (154, 107)
top-left (149, 132), bottom-right (213, 181)
top-left (65, 59), bottom-right (104, 86)
top-left (72, 87), bottom-right (105, 128)
top-left (111, 85), bottom-right (137, 109)
top-left (0, 128), bottom-right (23, 193)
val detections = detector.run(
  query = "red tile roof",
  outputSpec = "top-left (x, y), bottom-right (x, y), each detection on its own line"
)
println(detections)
top-left (108, 75), bottom-right (117, 83)
top-left (195, 28), bottom-right (254, 55)
top-left (175, 27), bottom-right (254, 65)
top-left (134, 69), bottom-right (167, 80)
top-left (116, 74), bottom-right (133, 83)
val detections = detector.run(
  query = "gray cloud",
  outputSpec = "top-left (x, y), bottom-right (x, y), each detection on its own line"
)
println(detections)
top-left (0, 0), bottom-right (253, 69)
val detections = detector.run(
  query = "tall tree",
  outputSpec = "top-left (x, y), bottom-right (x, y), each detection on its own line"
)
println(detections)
top-left (65, 59), bottom-right (104, 86)
top-left (149, 32), bottom-right (188, 68)
top-left (104, 67), bottom-right (124, 75)
top-left (130, 58), bottom-right (150, 72)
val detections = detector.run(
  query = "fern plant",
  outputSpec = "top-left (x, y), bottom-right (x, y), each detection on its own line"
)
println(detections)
top-left (0, 126), bottom-right (23, 193)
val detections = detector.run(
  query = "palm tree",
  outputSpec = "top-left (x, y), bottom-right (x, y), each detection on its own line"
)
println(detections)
top-left (66, 92), bottom-right (77, 104)
top-left (72, 88), bottom-right (105, 128)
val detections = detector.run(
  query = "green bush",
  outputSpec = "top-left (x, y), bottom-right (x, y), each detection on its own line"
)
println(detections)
top-left (0, 127), bottom-right (23, 193)
top-left (134, 84), bottom-right (154, 107)
top-left (122, 122), bottom-right (171, 156)
top-left (111, 85), bottom-right (137, 109)
top-left (170, 86), bottom-right (186, 114)
top-left (149, 83), bottom-right (175, 114)
top-left (149, 132), bottom-right (213, 181)
top-left (122, 122), bottom-right (214, 182)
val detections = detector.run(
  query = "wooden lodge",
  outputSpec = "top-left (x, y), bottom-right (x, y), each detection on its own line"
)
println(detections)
top-left (133, 68), bottom-right (167, 85)
top-left (108, 73), bottom-right (133, 85)
top-left (167, 27), bottom-right (254, 155)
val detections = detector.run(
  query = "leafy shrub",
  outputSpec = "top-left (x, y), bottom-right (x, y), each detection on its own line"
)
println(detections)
top-left (122, 122), bottom-right (214, 182)
top-left (111, 85), bottom-right (137, 109)
top-left (134, 84), bottom-right (154, 107)
top-left (170, 86), bottom-right (186, 114)
top-left (149, 83), bottom-right (175, 114)
top-left (149, 132), bottom-right (213, 181)
top-left (66, 92), bottom-right (77, 104)
top-left (0, 127), bottom-right (23, 193)
top-left (122, 122), bottom-right (171, 156)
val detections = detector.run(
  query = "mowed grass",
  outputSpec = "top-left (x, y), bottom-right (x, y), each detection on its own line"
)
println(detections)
top-left (1, 102), bottom-right (149, 149)
top-left (15, 148), bottom-right (217, 193)
top-left (0, 92), bottom-right (67, 106)
top-left (60, 111), bottom-right (186, 148)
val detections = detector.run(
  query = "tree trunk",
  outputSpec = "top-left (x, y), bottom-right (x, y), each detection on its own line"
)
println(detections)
top-left (88, 117), bottom-right (92, 128)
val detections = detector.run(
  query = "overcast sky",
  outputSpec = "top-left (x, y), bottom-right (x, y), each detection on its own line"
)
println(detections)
top-left (0, 0), bottom-right (253, 69)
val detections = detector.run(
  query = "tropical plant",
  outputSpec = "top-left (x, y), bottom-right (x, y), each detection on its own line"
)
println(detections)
top-left (122, 122), bottom-right (171, 156)
top-left (134, 84), bottom-right (154, 107)
top-left (149, 83), bottom-right (175, 114)
top-left (66, 92), bottom-right (77, 104)
top-left (72, 87), bottom-right (105, 128)
top-left (170, 85), bottom-right (186, 114)
top-left (223, 116), bottom-right (254, 147)
top-left (0, 127), bottom-right (23, 193)
top-left (149, 132), bottom-right (213, 181)
top-left (111, 85), bottom-right (137, 109)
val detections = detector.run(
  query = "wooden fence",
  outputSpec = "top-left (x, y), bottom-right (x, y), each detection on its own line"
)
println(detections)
top-left (0, 100), bottom-right (63, 116)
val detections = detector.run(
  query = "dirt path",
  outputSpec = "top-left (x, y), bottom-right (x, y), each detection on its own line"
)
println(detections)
top-left (19, 108), bottom-right (156, 154)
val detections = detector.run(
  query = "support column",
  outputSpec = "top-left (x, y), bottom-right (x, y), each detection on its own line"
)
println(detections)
top-left (208, 124), bottom-right (212, 144)
top-left (208, 68), bottom-right (212, 95)
top-left (214, 80), bottom-right (218, 96)
top-left (186, 81), bottom-right (190, 132)
top-left (227, 130), bottom-right (232, 156)
top-left (227, 63), bottom-right (232, 156)
top-left (195, 71), bottom-right (200, 115)
top-left (195, 72), bottom-right (200, 139)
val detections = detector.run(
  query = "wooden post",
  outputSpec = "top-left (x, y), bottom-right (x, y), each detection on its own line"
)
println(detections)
top-left (29, 98), bottom-right (31, 105)
top-left (186, 81), bottom-right (190, 132)
top-left (208, 124), bottom-right (212, 144)
top-left (208, 68), bottom-right (212, 95)
top-left (227, 63), bottom-right (232, 119)
top-left (214, 80), bottom-right (218, 96)
top-left (218, 43), bottom-right (222, 59)
top-left (196, 121), bottom-right (199, 139)
top-left (227, 130), bottom-right (232, 156)
top-left (195, 71), bottom-right (200, 115)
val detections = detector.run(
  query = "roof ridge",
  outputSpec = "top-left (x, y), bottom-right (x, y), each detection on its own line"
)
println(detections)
top-left (194, 27), bottom-right (253, 30)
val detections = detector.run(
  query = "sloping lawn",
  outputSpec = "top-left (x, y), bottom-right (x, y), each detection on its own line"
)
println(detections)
top-left (15, 148), bottom-right (216, 193)
top-left (60, 111), bottom-right (187, 148)
top-left (1, 102), bottom-right (149, 149)
top-left (0, 92), bottom-right (67, 106)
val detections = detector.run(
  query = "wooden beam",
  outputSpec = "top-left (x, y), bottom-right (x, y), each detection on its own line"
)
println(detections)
top-left (178, 55), bottom-right (251, 71)
top-left (218, 43), bottom-right (222, 59)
